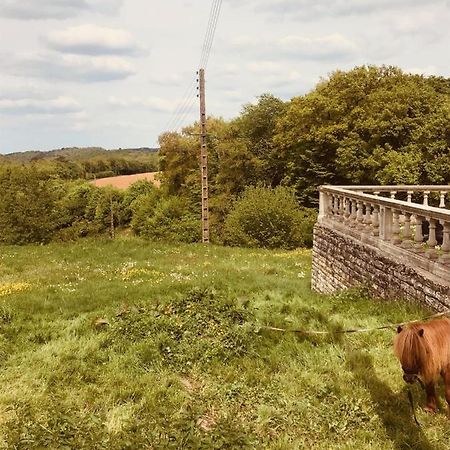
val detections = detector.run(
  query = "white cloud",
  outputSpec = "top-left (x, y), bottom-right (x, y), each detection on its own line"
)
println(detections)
top-left (2, 53), bottom-right (136, 82)
top-left (0, 96), bottom-right (81, 114)
top-left (235, 0), bottom-right (448, 19)
top-left (405, 65), bottom-right (439, 76)
top-left (246, 61), bottom-right (284, 73)
top-left (149, 73), bottom-right (184, 87)
top-left (108, 96), bottom-right (176, 112)
top-left (232, 33), bottom-right (358, 61)
top-left (0, 0), bottom-right (122, 20)
top-left (45, 24), bottom-right (142, 56)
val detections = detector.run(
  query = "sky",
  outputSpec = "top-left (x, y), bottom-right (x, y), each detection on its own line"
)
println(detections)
top-left (0, 0), bottom-right (449, 154)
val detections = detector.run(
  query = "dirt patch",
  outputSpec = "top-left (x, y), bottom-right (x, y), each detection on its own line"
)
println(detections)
top-left (92, 172), bottom-right (160, 189)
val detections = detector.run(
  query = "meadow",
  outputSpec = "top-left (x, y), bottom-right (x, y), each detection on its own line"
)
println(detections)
top-left (0, 237), bottom-right (448, 449)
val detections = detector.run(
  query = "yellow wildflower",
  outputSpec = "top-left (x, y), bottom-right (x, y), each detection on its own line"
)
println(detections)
top-left (0, 282), bottom-right (31, 297)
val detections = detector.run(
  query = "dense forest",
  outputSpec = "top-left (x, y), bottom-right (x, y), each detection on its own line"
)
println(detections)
top-left (1, 65), bottom-right (449, 247)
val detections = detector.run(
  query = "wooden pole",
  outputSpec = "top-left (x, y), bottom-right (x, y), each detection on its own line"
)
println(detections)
top-left (198, 68), bottom-right (210, 243)
top-left (110, 195), bottom-right (115, 239)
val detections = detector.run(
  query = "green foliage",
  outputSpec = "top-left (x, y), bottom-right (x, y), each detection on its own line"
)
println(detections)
top-left (0, 167), bottom-right (58, 244)
top-left (159, 66), bottom-right (450, 209)
top-left (131, 193), bottom-right (201, 243)
top-left (274, 66), bottom-right (450, 204)
top-left (223, 186), bottom-right (316, 249)
top-left (108, 288), bottom-right (256, 368)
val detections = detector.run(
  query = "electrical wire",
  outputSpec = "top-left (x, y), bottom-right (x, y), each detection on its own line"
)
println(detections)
top-left (163, 0), bottom-right (223, 133)
top-left (199, 0), bottom-right (222, 69)
top-left (164, 77), bottom-right (197, 132)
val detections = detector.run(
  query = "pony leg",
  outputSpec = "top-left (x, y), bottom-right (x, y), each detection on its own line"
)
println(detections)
top-left (424, 382), bottom-right (438, 413)
top-left (443, 372), bottom-right (450, 417)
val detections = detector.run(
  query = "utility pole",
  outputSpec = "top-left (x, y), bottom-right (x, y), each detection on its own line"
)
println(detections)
top-left (198, 68), bottom-right (210, 243)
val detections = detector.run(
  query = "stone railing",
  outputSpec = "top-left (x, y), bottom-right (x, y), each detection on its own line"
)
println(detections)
top-left (328, 185), bottom-right (450, 208)
top-left (318, 185), bottom-right (450, 282)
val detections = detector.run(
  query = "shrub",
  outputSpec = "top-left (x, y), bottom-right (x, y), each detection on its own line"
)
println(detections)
top-left (107, 288), bottom-right (257, 368)
top-left (122, 180), bottom-right (155, 223)
top-left (0, 168), bottom-right (58, 244)
top-left (131, 194), bottom-right (201, 243)
top-left (223, 186), bottom-right (317, 249)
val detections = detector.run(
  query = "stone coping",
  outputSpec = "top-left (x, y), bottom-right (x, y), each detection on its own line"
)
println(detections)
top-left (320, 186), bottom-right (450, 222)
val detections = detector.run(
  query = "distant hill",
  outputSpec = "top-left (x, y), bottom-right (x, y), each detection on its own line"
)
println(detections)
top-left (1, 147), bottom-right (159, 163)
top-left (0, 147), bottom-right (159, 180)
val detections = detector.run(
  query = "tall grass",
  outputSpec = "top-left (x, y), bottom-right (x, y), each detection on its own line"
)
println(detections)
top-left (0, 237), bottom-right (447, 449)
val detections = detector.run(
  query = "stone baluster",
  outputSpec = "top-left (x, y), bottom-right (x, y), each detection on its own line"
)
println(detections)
top-left (349, 199), bottom-right (357, 227)
top-left (344, 197), bottom-right (351, 222)
top-left (372, 205), bottom-right (380, 236)
top-left (440, 222), bottom-right (450, 264)
top-left (332, 195), bottom-right (339, 218)
top-left (356, 200), bottom-right (364, 228)
top-left (339, 196), bottom-right (346, 221)
top-left (380, 207), bottom-right (393, 241)
top-left (439, 192), bottom-right (446, 208)
top-left (426, 218), bottom-right (438, 260)
top-left (400, 212), bottom-right (412, 248)
top-left (408, 190), bottom-right (417, 225)
top-left (391, 209), bottom-right (401, 244)
top-left (390, 191), bottom-right (397, 200)
top-left (363, 202), bottom-right (372, 226)
top-left (414, 215), bottom-right (425, 253)
top-left (328, 194), bottom-right (335, 217)
top-left (423, 191), bottom-right (430, 207)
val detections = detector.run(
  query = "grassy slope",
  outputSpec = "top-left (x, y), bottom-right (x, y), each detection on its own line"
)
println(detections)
top-left (0, 238), bottom-right (448, 449)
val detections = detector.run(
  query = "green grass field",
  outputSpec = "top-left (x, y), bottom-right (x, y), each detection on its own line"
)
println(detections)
top-left (0, 237), bottom-right (448, 449)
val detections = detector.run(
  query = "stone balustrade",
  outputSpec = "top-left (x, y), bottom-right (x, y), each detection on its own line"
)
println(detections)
top-left (313, 185), bottom-right (450, 308)
top-left (331, 185), bottom-right (450, 208)
top-left (318, 186), bottom-right (450, 282)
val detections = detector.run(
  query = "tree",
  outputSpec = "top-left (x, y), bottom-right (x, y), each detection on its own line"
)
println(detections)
top-left (223, 185), bottom-right (316, 249)
top-left (0, 168), bottom-right (58, 244)
top-left (274, 66), bottom-right (450, 205)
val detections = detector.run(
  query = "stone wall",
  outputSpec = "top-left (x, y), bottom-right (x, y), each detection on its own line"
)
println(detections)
top-left (312, 222), bottom-right (450, 311)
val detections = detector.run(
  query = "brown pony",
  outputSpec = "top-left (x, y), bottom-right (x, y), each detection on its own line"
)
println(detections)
top-left (394, 317), bottom-right (450, 414)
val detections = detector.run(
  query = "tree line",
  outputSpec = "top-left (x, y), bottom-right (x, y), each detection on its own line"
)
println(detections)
top-left (0, 147), bottom-right (159, 180)
top-left (160, 65), bottom-right (450, 210)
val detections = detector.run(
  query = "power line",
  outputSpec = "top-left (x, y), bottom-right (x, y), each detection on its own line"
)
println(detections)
top-left (199, 0), bottom-right (222, 69)
top-left (162, 0), bottom-right (223, 134)
top-left (164, 77), bottom-right (197, 132)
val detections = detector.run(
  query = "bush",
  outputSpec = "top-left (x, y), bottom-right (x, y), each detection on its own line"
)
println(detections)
top-left (223, 186), bottom-right (317, 249)
top-left (131, 194), bottom-right (201, 243)
top-left (107, 288), bottom-right (257, 368)
top-left (0, 168), bottom-right (58, 244)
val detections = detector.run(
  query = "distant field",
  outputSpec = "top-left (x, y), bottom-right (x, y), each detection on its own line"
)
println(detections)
top-left (92, 172), bottom-right (160, 189)
top-left (0, 238), bottom-right (446, 449)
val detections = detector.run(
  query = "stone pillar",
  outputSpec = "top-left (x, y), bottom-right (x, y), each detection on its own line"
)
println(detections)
top-left (439, 192), bottom-right (446, 208)
top-left (318, 191), bottom-right (330, 220)
top-left (440, 222), bottom-right (450, 264)
top-left (426, 218), bottom-right (438, 260)
top-left (400, 212), bottom-right (412, 248)
top-left (414, 215), bottom-right (425, 253)
top-left (391, 209), bottom-right (401, 245)
top-left (380, 206), bottom-right (393, 241)
top-left (372, 205), bottom-right (380, 237)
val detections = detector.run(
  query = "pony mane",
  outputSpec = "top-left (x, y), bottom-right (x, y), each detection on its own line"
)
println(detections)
top-left (394, 317), bottom-right (450, 382)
